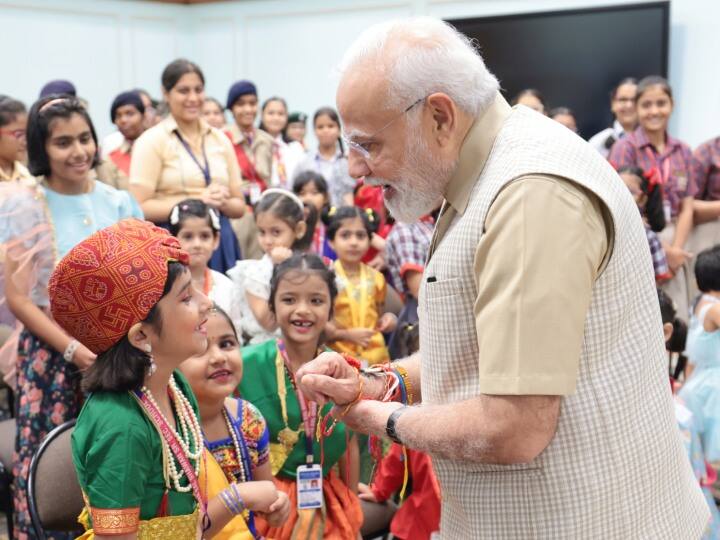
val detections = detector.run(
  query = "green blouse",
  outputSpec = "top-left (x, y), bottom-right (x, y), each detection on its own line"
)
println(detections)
top-left (239, 340), bottom-right (349, 479)
top-left (72, 372), bottom-right (200, 521)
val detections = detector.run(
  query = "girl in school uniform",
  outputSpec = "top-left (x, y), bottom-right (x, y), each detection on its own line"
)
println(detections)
top-left (609, 76), bottom-right (697, 319)
top-left (258, 96), bottom-right (305, 190)
top-left (292, 108), bottom-right (356, 207)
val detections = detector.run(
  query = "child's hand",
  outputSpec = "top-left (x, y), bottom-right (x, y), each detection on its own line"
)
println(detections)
top-left (270, 246), bottom-right (293, 265)
top-left (367, 252), bottom-right (385, 271)
top-left (376, 313), bottom-right (397, 334)
top-left (235, 480), bottom-right (278, 513)
top-left (358, 482), bottom-right (378, 502)
top-left (260, 490), bottom-right (291, 527)
top-left (345, 328), bottom-right (375, 348)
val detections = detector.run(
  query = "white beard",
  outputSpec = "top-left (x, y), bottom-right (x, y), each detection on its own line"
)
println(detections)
top-left (367, 132), bottom-right (455, 223)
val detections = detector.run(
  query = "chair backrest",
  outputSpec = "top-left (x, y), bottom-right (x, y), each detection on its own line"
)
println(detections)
top-left (0, 419), bottom-right (15, 473)
top-left (28, 420), bottom-right (83, 537)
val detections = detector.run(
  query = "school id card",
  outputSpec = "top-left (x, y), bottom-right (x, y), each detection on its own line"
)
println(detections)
top-left (296, 464), bottom-right (323, 509)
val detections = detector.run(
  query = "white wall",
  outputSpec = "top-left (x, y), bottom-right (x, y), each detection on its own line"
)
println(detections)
top-left (2, 0), bottom-right (718, 146)
top-left (2, 0), bottom-right (189, 136)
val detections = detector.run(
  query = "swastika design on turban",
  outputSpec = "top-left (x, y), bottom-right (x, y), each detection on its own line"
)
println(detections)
top-left (48, 219), bottom-right (189, 354)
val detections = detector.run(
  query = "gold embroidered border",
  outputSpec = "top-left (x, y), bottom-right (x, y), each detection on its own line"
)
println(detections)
top-left (90, 506), bottom-right (140, 535)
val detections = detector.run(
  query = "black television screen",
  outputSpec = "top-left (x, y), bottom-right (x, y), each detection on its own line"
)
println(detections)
top-left (448, 2), bottom-right (669, 139)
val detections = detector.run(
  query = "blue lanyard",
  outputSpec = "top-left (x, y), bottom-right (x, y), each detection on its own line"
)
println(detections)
top-left (174, 131), bottom-right (211, 186)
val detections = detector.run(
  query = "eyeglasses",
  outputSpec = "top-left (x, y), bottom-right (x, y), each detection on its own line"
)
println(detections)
top-left (0, 129), bottom-right (25, 141)
top-left (342, 96), bottom-right (426, 161)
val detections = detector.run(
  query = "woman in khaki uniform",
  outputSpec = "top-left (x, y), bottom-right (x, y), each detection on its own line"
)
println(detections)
top-left (130, 59), bottom-right (245, 272)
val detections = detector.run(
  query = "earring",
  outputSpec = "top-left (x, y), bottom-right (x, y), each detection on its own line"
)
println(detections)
top-left (144, 343), bottom-right (157, 376)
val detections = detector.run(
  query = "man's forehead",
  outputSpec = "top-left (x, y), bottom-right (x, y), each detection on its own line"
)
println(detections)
top-left (337, 71), bottom-right (389, 135)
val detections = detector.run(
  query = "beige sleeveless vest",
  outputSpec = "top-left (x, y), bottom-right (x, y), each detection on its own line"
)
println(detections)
top-left (419, 104), bottom-right (709, 538)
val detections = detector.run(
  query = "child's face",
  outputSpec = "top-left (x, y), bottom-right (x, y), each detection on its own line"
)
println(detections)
top-left (231, 94), bottom-right (258, 130)
top-left (46, 113), bottom-right (96, 185)
top-left (329, 217), bottom-right (370, 264)
top-left (274, 272), bottom-right (332, 347)
top-left (297, 182), bottom-right (328, 213)
top-left (256, 211), bottom-right (301, 254)
top-left (261, 100), bottom-right (287, 138)
top-left (202, 101), bottom-right (225, 130)
top-left (179, 312), bottom-right (242, 406)
top-left (147, 268), bottom-right (212, 363)
top-left (286, 122), bottom-right (306, 144)
top-left (314, 114), bottom-right (339, 149)
top-left (620, 172), bottom-right (647, 209)
top-left (176, 216), bottom-right (219, 270)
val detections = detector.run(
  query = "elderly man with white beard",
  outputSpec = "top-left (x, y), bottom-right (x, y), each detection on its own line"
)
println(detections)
top-left (296, 16), bottom-right (710, 539)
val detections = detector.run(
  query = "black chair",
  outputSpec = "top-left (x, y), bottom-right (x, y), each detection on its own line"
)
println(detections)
top-left (27, 419), bottom-right (83, 539)
top-left (0, 418), bottom-right (16, 538)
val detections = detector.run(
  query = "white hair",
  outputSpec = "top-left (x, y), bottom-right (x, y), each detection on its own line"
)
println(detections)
top-left (338, 17), bottom-right (499, 116)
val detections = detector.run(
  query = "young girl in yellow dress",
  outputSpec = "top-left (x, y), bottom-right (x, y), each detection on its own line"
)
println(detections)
top-left (325, 206), bottom-right (397, 365)
top-left (239, 253), bottom-right (362, 539)
top-left (180, 305), bottom-right (290, 539)
top-left (48, 219), bottom-right (286, 539)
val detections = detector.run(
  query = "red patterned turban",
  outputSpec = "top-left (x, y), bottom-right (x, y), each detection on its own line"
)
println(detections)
top-left (48, 219), bottom-right (189, 354)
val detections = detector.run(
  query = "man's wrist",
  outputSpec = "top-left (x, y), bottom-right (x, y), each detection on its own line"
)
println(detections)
top-left (360, 372), bottom-right (387, 401)
top-left (386, 405), bottom-right (410, 444)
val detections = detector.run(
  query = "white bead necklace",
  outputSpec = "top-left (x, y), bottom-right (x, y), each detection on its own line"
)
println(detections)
top-left (222, 406), bottom-right (248, 483)
top-left (141, 375), bottom-right (203, 493)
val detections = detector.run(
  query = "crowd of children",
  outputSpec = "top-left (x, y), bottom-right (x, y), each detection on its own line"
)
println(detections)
top-left (2, 57), bottom-right (720, 539)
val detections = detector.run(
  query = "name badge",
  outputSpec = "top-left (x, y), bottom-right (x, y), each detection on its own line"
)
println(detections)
top-left (297, 464), bottom-right (323, 509)
top-left (249, 183), bottom-right (263, 205)
top-left (676, 172), bottom-right (688, 192)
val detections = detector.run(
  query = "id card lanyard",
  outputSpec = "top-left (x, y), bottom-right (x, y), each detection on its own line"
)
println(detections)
top-left (277, 340), bottom-right (324, 509)
top-left (644, 147), bottom-right (672, 221)
top-left (175, 131), bottom-right (211, 185)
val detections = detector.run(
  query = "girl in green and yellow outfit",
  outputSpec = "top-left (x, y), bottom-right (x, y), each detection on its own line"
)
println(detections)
top-left (48, 219), bottom-right (286, 539)
top-left (239, 253), bottom-right (362, 539)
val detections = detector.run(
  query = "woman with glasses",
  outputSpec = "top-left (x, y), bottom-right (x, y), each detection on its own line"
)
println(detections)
top-left (588, 77), bottom-right (638, 158)
top-left (0, 96), bottom-right (32, 183)
top-left (292, 107), bottom-right (356, 207)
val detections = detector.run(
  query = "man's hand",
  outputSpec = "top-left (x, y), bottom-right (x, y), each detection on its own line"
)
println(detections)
top-left (296, 352), bottom-right (362, 405)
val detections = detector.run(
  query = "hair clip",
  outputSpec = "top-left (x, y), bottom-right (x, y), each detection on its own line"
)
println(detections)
top-left (365, 208), bottom-right (375, 222)
top-left (169, 204), bottom-right (180, 225)
top-left (328, 206), bottom-right (337, 217)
